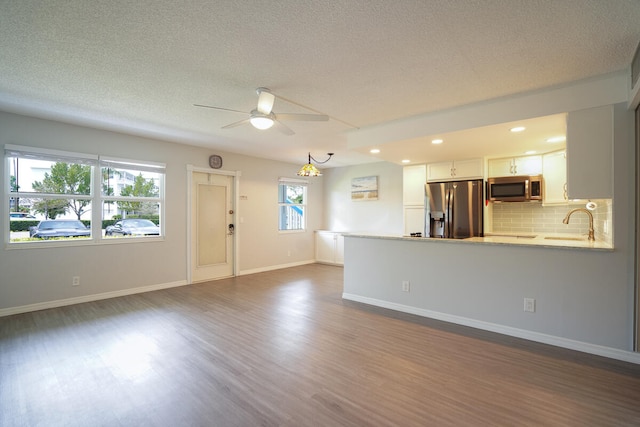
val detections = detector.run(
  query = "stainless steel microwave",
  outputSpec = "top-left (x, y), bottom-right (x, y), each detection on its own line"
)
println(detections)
top-left (487, 175), bottom-right (543, 202)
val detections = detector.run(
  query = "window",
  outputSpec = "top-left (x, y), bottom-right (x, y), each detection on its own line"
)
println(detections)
top-left (5, 145), bottom-right (165, 245)
top-left (101, 158), bottom-right (164, 239)
top-left (278, 178), bottom-right (307, 231)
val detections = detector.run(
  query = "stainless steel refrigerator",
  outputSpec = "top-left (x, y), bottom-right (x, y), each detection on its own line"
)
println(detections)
top-left (425, 179), bottom-right (483, 239)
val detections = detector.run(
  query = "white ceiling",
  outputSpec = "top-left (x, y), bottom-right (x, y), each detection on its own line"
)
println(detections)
top-left (1, 1), bottom-right (639, 168)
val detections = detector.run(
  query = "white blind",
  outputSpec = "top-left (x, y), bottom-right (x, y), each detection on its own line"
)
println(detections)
top-left (100, 156), bottom-right (166, 174)
top-left (278, 177), bottom-right (308, 186)
top-left (5, 144), bottom-right (98, 165)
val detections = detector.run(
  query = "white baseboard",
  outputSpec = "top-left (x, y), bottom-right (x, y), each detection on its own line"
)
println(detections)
top-left (342, 293), bottom-right (640, 365)
top-left (0, 280), bottom-right (189, 317)
top-left (238, 259), bottom-right (315, 276)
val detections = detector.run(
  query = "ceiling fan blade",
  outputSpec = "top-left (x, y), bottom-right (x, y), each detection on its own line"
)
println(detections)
top-left (273, 120), bottom-right (295, 136)
top-left (275, 113), bottom-right (329, 122)
top-left (222, 118), bottom-right (250, 129)
top-left (256, 88), bottom-right (275, 115)
top-left (193, 104), bottom-right (247, 114)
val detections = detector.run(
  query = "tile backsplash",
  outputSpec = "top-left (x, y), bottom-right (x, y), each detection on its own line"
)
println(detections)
top-left (490, 200), bottom-right (612, 244)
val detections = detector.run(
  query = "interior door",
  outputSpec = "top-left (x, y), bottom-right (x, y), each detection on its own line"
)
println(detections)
top-left (190, 171), bottom-right (234, 283)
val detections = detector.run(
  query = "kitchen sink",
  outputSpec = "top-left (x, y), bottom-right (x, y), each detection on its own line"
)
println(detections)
top-left (544, 236), bottom-right (585, 241)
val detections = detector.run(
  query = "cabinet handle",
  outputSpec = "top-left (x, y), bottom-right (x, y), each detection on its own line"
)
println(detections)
top-left (563, 183), bottom-right (568, 200)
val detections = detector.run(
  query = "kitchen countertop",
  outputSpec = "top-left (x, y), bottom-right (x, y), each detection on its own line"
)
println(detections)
top-left (345, 232), bottom-right (613, 251)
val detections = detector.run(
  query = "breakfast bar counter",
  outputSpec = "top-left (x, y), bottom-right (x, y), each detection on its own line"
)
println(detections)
top-left (346, 232), bottom-right (612, 251)
top-left (342, 231), bottom-right (627, 356)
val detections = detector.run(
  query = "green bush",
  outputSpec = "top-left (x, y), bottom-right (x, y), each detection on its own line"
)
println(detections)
top-left (10, 220), bottom-right (39, 232)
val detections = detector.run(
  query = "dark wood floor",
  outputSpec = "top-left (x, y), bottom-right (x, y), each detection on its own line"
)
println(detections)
top-left (2, 264), bottom-right (640, 426)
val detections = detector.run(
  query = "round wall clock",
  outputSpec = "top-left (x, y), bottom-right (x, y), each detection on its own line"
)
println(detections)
top-left (209, 154), bottom-right (223, 169)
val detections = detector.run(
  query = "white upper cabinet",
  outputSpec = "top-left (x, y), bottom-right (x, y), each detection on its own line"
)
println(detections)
top-left (427, 158), bottom-right (483, 182)
top-left (542, 150), bottom-right (567, 204)
top-left (566, 105), bottom-right (613, 199)
top-left (403, 164), bottom-right (427, 206)
top-left (488, 155), bottom-right (542, 177)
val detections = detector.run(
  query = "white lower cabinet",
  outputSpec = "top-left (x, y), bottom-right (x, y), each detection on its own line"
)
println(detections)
top-left (315, 231), bottom-right (344, 265)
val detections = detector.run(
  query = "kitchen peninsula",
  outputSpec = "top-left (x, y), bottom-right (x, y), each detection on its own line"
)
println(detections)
top-left (342, 230), bottom-right (624, 359)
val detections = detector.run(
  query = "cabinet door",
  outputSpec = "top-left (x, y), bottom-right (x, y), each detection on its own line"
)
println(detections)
top-left (403, 207), bottom-right (425, 236)
top-left (403, 164), bottom-right (427, 206)
top-left (566, 105), bottom-right (613, 199)
top-left (315, 232), bottom-right (336, 264)
top-left (514, 155), bottom-right (542, 176)
top-left (542, 150), bottom-right (567, 204)
top-left (489, 156), bottom-right (542, 177)
top-left (488, 158), bottom-right (514, 177)
top-left (453, 158), bottom-right (484, 179)
top-left (427, 161), bottom-right (454, 181)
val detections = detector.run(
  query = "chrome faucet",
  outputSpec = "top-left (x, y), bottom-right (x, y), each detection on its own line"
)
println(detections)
top-left (562, 208), bottom-right (595, 241)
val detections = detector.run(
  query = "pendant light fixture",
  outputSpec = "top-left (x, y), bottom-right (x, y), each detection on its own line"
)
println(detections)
top-left (297, 152), bottom-right (334, 177)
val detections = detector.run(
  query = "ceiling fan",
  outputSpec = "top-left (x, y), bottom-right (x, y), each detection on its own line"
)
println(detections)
top-left (194, 87), bottom-right (329, 136)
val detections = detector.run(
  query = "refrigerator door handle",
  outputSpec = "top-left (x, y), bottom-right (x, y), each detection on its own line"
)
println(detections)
top-left (445, 186), bottom-right (453, 238)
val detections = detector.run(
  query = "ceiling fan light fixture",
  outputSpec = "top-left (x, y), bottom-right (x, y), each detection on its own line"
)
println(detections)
top-left (249, 111), bottom-right (274, 130)
top-left (256, 88), bottom-right (275, 114)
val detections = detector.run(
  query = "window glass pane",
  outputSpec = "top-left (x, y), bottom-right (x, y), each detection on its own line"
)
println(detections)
top-left (279, 205), bottom-right (305, 230)
top-left (101, 166), bottom-right (161, 199)
top-left (8, 197), bottom-right (92, 243)
top-left (103, 212), bottom-right (161, 239)
top-left (9, 157), bottom-right (92, 195)
top-left (101, 162), bottom-right (163, 239)
top-left (278, 184), bottom-right (305, 204)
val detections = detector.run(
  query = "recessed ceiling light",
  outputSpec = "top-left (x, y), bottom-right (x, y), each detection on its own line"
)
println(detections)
top-left (370, 148), bottom-right (380, 154)
top-left (431, 138), bottom-right (443, 144)
top-left (525, 150), bottom-right (537, 155)
top-left (401, 159), bottom-right (410, 163)
top-left (546, 136), bottom-right (566, 143)
top-left (510, 126), bottom-right (526, 133)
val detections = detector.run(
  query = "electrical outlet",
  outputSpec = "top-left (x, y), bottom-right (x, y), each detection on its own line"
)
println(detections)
top-left (72, 276), bottom-right (80, 286)
top-left (402, 281), bottom-right (410, 292)
top-left (524, 297), bottom-right (535, 313)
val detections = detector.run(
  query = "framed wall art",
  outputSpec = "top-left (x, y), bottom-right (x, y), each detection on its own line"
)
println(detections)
top-left (351, 176), bottom-right (378, 201)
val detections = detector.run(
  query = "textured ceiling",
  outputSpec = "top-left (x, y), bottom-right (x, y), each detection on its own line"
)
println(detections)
top-left (1, 0), bottom-right (639, 167)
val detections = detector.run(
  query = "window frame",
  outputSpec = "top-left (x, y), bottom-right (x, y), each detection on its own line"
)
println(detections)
top-left (277, 177), bottom-right (308, 233)
top-left (4, 144), bottom-right (165, 248)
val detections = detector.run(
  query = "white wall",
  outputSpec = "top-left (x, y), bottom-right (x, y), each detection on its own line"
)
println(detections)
top-left (0, 112), bottom-right (321, 311)
top-left (321, 161), bottom-right (403, 234)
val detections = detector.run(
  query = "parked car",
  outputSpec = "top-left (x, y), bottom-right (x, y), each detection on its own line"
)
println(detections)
top-left (29, 219), bottom-right (90, 239)
top-left (10, 212), bottom-right (36, 220)
top-left (105, 219), bottom-right (160, 236)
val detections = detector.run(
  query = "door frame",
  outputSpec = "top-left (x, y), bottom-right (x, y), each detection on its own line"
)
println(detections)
top-left (186, 165), bottom-right (240, 284)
